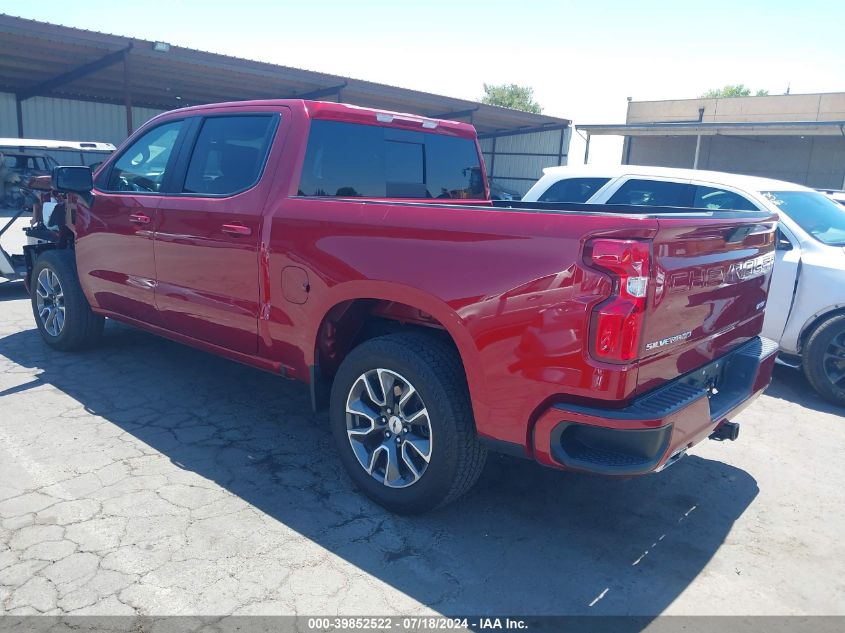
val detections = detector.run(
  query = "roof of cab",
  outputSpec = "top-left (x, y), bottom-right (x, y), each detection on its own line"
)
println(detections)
top-left (156, 99), bottom-right (479, 138)
top-left (541, 164), bottom-right (811, 193)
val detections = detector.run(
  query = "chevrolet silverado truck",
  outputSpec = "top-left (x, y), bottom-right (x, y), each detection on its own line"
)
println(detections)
top-left (525, 165), bottom-right (845, 406)
top-left (24, 100), bottom-right (778, 513)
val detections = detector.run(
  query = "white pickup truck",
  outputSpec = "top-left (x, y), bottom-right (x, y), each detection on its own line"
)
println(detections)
top-left (524, 165), bottom-right (845, 407)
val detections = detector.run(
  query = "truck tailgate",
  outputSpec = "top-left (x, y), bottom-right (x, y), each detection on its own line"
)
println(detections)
top-left (635, 212), bottom-right (777, 394)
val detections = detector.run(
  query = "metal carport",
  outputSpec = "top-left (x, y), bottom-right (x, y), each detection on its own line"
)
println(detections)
top-left (0, 14), bottom-right (570, 193)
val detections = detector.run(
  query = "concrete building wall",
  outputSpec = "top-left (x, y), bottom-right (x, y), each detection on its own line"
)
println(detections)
top-left (623, 93), bottom-right (845, 189)
top-left (627, 92), bottom-right (845, 124)
top-left (627, 135), bottom-right (845, 189)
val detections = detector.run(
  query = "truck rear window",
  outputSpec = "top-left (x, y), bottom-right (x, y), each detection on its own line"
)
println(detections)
top-left (298, 120), bottom-right (485, 199)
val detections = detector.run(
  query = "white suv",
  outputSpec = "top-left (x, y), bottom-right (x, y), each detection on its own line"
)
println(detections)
top-left (524, 165), bottom-right (845, 407)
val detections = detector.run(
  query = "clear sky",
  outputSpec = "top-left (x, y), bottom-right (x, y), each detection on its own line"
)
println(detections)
top-left (4, 0), bottom-right (845, 164)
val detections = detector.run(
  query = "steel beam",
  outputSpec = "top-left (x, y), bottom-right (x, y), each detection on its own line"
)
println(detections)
top-left (426, 107), bottom-right (479, 120)
top-left (477, 123), bottom-right (569, 140)
top-left (18, 45), bottom-right (133, 101)
top-left (293, 83), bottom-right (347, 100)
top-left (693, 134), bottom-right (702, 169)
top-left (123, 53), bottom-right (133, 135)
top-left (14, 95), bottom-right (23, 137)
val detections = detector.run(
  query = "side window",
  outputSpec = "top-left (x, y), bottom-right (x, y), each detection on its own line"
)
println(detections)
top-left (538, 177), bottom-right (610, 203)
top-left (607, 179), bottom-right (695, 207)
top-left (183, 115), bottom-right (276, 196)
top-left (105, 121), bottom-right (183, 193)
top-left (693, 186), bottom-right (759, 211)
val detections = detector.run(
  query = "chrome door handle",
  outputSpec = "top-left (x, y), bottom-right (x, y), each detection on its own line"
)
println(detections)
top-left (129, 213), bottom-right (151, 225)
top-left (221, 223), bottom-right (252, 236)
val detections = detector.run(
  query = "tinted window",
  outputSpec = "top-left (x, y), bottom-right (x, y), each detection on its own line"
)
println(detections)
top-left (693, 186), bottom-right (759, 211)
top-left (106, 121), bottom-right (183, 193)
top-left (608, 179), bottom-right (694, 207)
top-left (298, 120), bottom-right (485, 199)
top-left (538, 177), bottom-right (609, 203)
top-left (183, 115), bottom-right (276, 195)
top-left (385, 140), bottom-right (425, 197)
top-left (763, 191), bottom-right (845, 246)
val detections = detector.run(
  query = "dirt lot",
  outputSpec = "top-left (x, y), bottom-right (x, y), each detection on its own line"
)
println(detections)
top-left (0, 280), bottom-right (843, 617)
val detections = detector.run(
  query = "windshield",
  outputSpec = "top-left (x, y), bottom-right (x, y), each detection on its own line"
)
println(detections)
top-left (762, 191), bottom-right (845, 246)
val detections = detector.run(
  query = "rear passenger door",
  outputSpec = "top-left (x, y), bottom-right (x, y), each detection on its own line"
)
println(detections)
top-left (154, 113), bottom-right (280, 354)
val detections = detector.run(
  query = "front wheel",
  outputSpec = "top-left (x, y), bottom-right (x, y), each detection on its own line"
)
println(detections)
top-left (803, 314), bottom-right (845, 407)
top-left (329, 332), bottom-right (487, 514)
top-left (30, 250), bottom-right (104, 351)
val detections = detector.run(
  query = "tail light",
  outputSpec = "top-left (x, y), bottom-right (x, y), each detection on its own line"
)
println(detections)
top-left (587, 239), bottom-right (650, 362)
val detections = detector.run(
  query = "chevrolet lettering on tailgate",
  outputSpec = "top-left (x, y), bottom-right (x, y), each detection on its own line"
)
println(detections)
top-left (669, 252), bottom-right (775, 292)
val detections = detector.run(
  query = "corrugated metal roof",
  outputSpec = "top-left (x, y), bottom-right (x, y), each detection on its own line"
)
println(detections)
top-left (0, 14), bottom-right (570, 136)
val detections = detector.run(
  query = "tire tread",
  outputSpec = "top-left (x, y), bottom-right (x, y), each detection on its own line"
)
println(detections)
top-left (330, 330), bottom-right (487, 513)
top-left (802, 314), bottom-right (845, 407)
top-left (31, 249), bottom-right (104, 351)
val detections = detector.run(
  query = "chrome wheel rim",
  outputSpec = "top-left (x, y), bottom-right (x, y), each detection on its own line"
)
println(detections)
top-left (345, 368), bottom-right (432, 488)
top-left (35, 268), bottom-right (66, 337)
top-left (823, 330), bottom-right (845, 389)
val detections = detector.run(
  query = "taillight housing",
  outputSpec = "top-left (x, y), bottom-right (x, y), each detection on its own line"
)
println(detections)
top-left (587, 239), bottom-right (650, 363)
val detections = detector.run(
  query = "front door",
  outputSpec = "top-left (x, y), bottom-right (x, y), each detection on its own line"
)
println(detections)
top-left (154, 113), bottom-right (279, 355)
top-left (77, 120), bottom-right (186, 325)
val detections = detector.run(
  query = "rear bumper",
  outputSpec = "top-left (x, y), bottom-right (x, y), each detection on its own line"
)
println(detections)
top-left (532, 337), bottom-right (779, 475)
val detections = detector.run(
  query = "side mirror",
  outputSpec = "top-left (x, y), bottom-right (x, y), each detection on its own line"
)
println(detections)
top-left (775, 230), bottom-right (793, 251)
top-left (52, 166), bottom-right (93, 194)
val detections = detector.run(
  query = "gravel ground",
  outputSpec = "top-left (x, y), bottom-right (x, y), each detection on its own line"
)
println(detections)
top-left (0, 280), bottom-right (843, 617)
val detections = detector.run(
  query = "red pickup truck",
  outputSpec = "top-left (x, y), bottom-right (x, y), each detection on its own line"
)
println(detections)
top-left (25, 100), bottom-right (778, 513)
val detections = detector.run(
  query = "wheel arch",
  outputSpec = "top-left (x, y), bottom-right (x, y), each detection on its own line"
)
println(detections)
top-left (798, 305), bottom-right (845, 355)
top-left (308, 282), bottom-right (484, 418)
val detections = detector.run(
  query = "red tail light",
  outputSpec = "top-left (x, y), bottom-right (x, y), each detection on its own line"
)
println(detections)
top-left (588, 239), bottom-right (650, 362)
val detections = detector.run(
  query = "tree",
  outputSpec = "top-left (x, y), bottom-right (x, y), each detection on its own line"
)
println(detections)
top-left (481, 83), bottom-right (543, 113)
top-left (700, 84), bottom-right (769, 98)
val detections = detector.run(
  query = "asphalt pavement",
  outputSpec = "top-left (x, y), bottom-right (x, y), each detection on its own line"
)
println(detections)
top-left (0, 280), bottom-right (843, 617)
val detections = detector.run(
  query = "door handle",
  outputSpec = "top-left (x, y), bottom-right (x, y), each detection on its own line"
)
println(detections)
top-left (129, 213), bottom-right (151, 225)
top-left (221, 223), bottom-right (252, 236)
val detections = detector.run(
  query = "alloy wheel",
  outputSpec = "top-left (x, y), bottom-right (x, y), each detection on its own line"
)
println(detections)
top-left (823, 330), bottom-right (845, 389)
top-left (345, 368), bottom-right (432, 488)
top-left (35, 268), bottom-right (66, 337)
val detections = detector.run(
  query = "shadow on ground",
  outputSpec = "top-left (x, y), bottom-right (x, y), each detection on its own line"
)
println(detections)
top-left (0, 318), bottom-right (761, 619)
top-left (765, 364), bottom-right (844, 416)
top-left (0, 280), bottom-right (27, 302)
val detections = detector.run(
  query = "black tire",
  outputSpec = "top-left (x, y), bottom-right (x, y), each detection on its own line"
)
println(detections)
top-left (30, 249), bottom-right (104, 351)
top-left (329, 332), bottom-right (487, 514)
top-left (802, 314), bottom-right (845, 407)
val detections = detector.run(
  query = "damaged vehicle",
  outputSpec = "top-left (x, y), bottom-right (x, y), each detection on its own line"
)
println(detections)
top-left (0, 150), bottom-right (58, 209)
top-left (0, 138), bottom-right (114, 283)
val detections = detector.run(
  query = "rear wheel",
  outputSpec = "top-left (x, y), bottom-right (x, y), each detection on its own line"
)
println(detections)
top-left (329, 332), bottom-right (487, 514)
top-left (30, 250), bottom-right (104, 351)
top-left (803, 314), bottom-right (845, 407)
